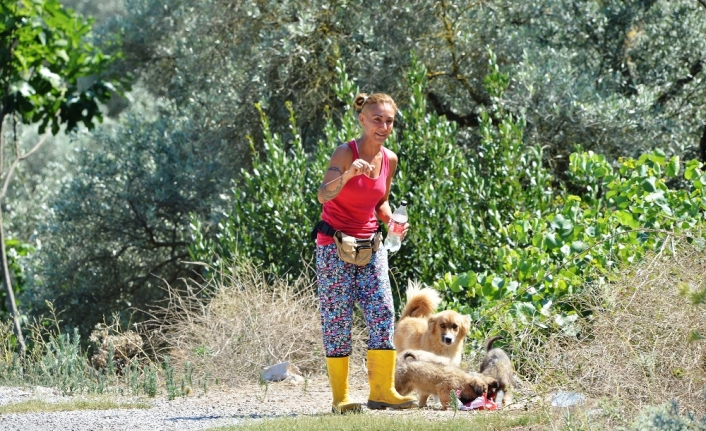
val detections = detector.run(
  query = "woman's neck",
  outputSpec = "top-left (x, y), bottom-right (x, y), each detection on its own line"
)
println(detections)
top-left (355, 136), bottom-right (382, 158)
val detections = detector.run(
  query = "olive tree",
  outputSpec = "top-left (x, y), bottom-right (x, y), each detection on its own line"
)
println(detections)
top-left (26, 0), bottom-right (706, 336)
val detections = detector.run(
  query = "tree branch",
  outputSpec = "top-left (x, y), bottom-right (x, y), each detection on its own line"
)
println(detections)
top-left (0, 132), bottom-right (50, 200)
top-left (433, 0), bottom-right (489, 108)
top-left (427, 92), bottom-right (481, 127)
top-left (653, 59), bottom-right (703, 108)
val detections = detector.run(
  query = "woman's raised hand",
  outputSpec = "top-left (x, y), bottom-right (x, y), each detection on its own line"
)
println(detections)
top-left (348, 158), bottom-right (374, 177)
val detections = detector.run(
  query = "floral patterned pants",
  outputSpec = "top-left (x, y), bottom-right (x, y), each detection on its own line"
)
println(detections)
top-left (316, 244), bottom-right (396, 357)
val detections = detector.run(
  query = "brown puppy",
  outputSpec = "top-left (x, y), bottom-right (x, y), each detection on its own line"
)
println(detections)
top-left (393, 283), bottom-right (470, 365)
top-left (395, 349), bottom-right (497, 409)
top-left (479, 335), bottom-right (514, 408)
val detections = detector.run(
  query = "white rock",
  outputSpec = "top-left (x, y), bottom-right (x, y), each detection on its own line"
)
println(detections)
top-left (261, 361), bottom-right (302, 382)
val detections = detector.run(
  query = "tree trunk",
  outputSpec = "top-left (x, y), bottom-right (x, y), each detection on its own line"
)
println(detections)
top-left (0, 204), bottom-right (25, 353)
top-left (0, 117), bottom-right (26, 354)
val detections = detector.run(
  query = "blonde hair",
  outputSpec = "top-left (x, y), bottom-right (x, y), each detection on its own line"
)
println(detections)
top-left (353, 93), bottom-right (397, 114)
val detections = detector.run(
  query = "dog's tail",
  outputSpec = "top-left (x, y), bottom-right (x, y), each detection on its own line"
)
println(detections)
top-left (401, 350), bottom-right (419, 361)
top-left (485, 335), bottom-right (504, 352)
top-left (399, 281), bottom-right (441, 319)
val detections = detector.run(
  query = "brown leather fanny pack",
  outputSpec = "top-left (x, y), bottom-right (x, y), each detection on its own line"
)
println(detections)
top-left (312, 221), bottom-right (382, 266)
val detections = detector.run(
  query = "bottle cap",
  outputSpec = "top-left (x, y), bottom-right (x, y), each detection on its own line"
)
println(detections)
top-left (401, 200), bottom-right (408, 206)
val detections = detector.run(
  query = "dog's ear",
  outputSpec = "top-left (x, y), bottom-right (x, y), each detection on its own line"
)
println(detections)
top-left (459, 314), bottom-right (471, 335)
top-left (486, 377), bottom-right (499, 391)
top-left (427, 315), bottom-right (437, 331)
top-left (469, 381), bottom-right (487, 399)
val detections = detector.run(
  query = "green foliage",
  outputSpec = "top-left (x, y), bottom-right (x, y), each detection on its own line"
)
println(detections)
top-left (38, 327), bottom-right (88, 394)
top-left (197, 53), bottom-right (555, 296)
top-left (388, 53), bottom-right (553, 285)
top-left (193, 52), bottom-right (549, 295)
top-left (0, 317), bottom-right (199, 397)
top-left (436, 149), bottom-right (706, 338)
top-left (163, 356), bottom-right (178, 400)
top-left (0, 0), bottom-right (125, 352)
top-left (0, 319), bottom-right (98, 395)
top-left (0, 238), bottom-right (34, 320)
top-left (0, 0), bottom-right (123, 133)
top-left (143, 364), bottom-right (157, 398)
top-left (13, 0), bottom-right (706, 357)
top-left (108, 0), bottom-right (703, 169)
top-left (502, 0), bottom-right (706, 160)
top-left (630, 399), bottom-right (706, 430)
top-left (26, 112), bottom-right (228, 334)
top-left (190, 63), bottom-right (356, 276)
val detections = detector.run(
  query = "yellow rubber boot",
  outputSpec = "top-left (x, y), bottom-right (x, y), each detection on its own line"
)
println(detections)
top-left (326, 356), bottom-right (362, 414)
top-left (366, 350), bottom-right (418, 410)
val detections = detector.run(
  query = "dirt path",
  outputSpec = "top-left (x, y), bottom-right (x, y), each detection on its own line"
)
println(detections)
top-left (0, 375), bottom-right (537, 430)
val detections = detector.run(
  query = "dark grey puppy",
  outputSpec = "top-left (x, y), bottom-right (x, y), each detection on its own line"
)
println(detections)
top-left (479, 335), bottom-right (514, 408)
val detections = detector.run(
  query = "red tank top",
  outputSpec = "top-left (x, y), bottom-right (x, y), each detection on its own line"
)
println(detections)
top-left (317, 140), bottom-right (389, 246)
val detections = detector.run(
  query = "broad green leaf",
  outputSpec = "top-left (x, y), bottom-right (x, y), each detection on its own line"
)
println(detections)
top-left (513, 302), bottom-right (537, 316)
top-left (449, 276), bottom-right (463, 293)
top-left (615, 210), bottom-right (636, 228)
top-left (543, 232), bottom-right (559, 248)
top-left (666, 156), bottom-right (680, 178)
top-left (642, 177), bottom-right (657, 193)
top-left (570, 241), bottom-right (588, 253)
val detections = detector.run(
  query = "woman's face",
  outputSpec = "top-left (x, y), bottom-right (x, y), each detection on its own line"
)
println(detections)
top-left (359, 102), bottom-right (396, 143)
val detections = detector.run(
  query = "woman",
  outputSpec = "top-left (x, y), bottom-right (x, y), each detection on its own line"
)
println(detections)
top-left (314, 92), bottom-right (415, 412)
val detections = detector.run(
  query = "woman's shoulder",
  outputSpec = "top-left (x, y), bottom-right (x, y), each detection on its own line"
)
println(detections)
top-left (336, 140), bottom-right (355, 151)
top-left (332, 141), bottom-right (355, 155)
top-left (329, 141), bottom-right (355, 163)
top-left (382, 146), bottom-right (398, 162)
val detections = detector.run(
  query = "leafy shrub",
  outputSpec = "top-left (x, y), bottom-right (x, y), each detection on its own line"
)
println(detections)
top-left (437, 148), bottom-right (706, 339)
top-left (25, 111), bottom-right (231, 335)
top-left (193, 53), bottom-right (554, 295)
top-left (190, 101), bottom-right (331, 276)
top-left (631, 400), bottom-right (706, 431)
top-left (514, 234), bottom-right (706, 424)
top-left (188, 59), bottom-right (373, 277)
top-left (387, 52), bottom-right (553, 284)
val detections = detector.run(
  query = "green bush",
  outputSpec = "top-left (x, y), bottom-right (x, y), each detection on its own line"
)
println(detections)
top-left (26, 112), bottom-right (229, 334)
top-left (193, 53), bottom-right (556, 295)
top-left (190, 101), bottom-right (330, 276)
top-left (631, 399), bottom-right (706, 430)
top-left (436, 149), bottom-right (706, 339)
top-left (387, 52), bottom-right (553, 284)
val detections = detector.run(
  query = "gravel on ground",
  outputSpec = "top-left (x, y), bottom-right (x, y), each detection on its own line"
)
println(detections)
top-left (0, 375), bottom-right (535, 431)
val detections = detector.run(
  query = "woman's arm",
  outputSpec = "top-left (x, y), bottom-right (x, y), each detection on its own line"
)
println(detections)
top-left (317, 144), bottom-right (375, 204)
top-left (375, 149), bottom-right (397, 224)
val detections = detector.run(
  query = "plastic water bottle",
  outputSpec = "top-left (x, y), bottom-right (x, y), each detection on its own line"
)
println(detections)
top-left (384, 200), bottom-right (408, 254)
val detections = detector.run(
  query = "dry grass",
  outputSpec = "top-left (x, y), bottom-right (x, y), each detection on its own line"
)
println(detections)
top-left (145, 234), bottom-right (706, 428)
top-left (515, 233), bottom-right (706, 426)
top-left (145, 262), bottom-right (368, 384)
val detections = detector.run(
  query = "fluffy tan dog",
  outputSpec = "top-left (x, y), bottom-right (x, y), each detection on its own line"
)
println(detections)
top-left (395, 349), bottom-right (497, 409)
top-left (479, 335), bottom-right (515, 408)
top-left (393, 283), bottom-right (470, 365)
